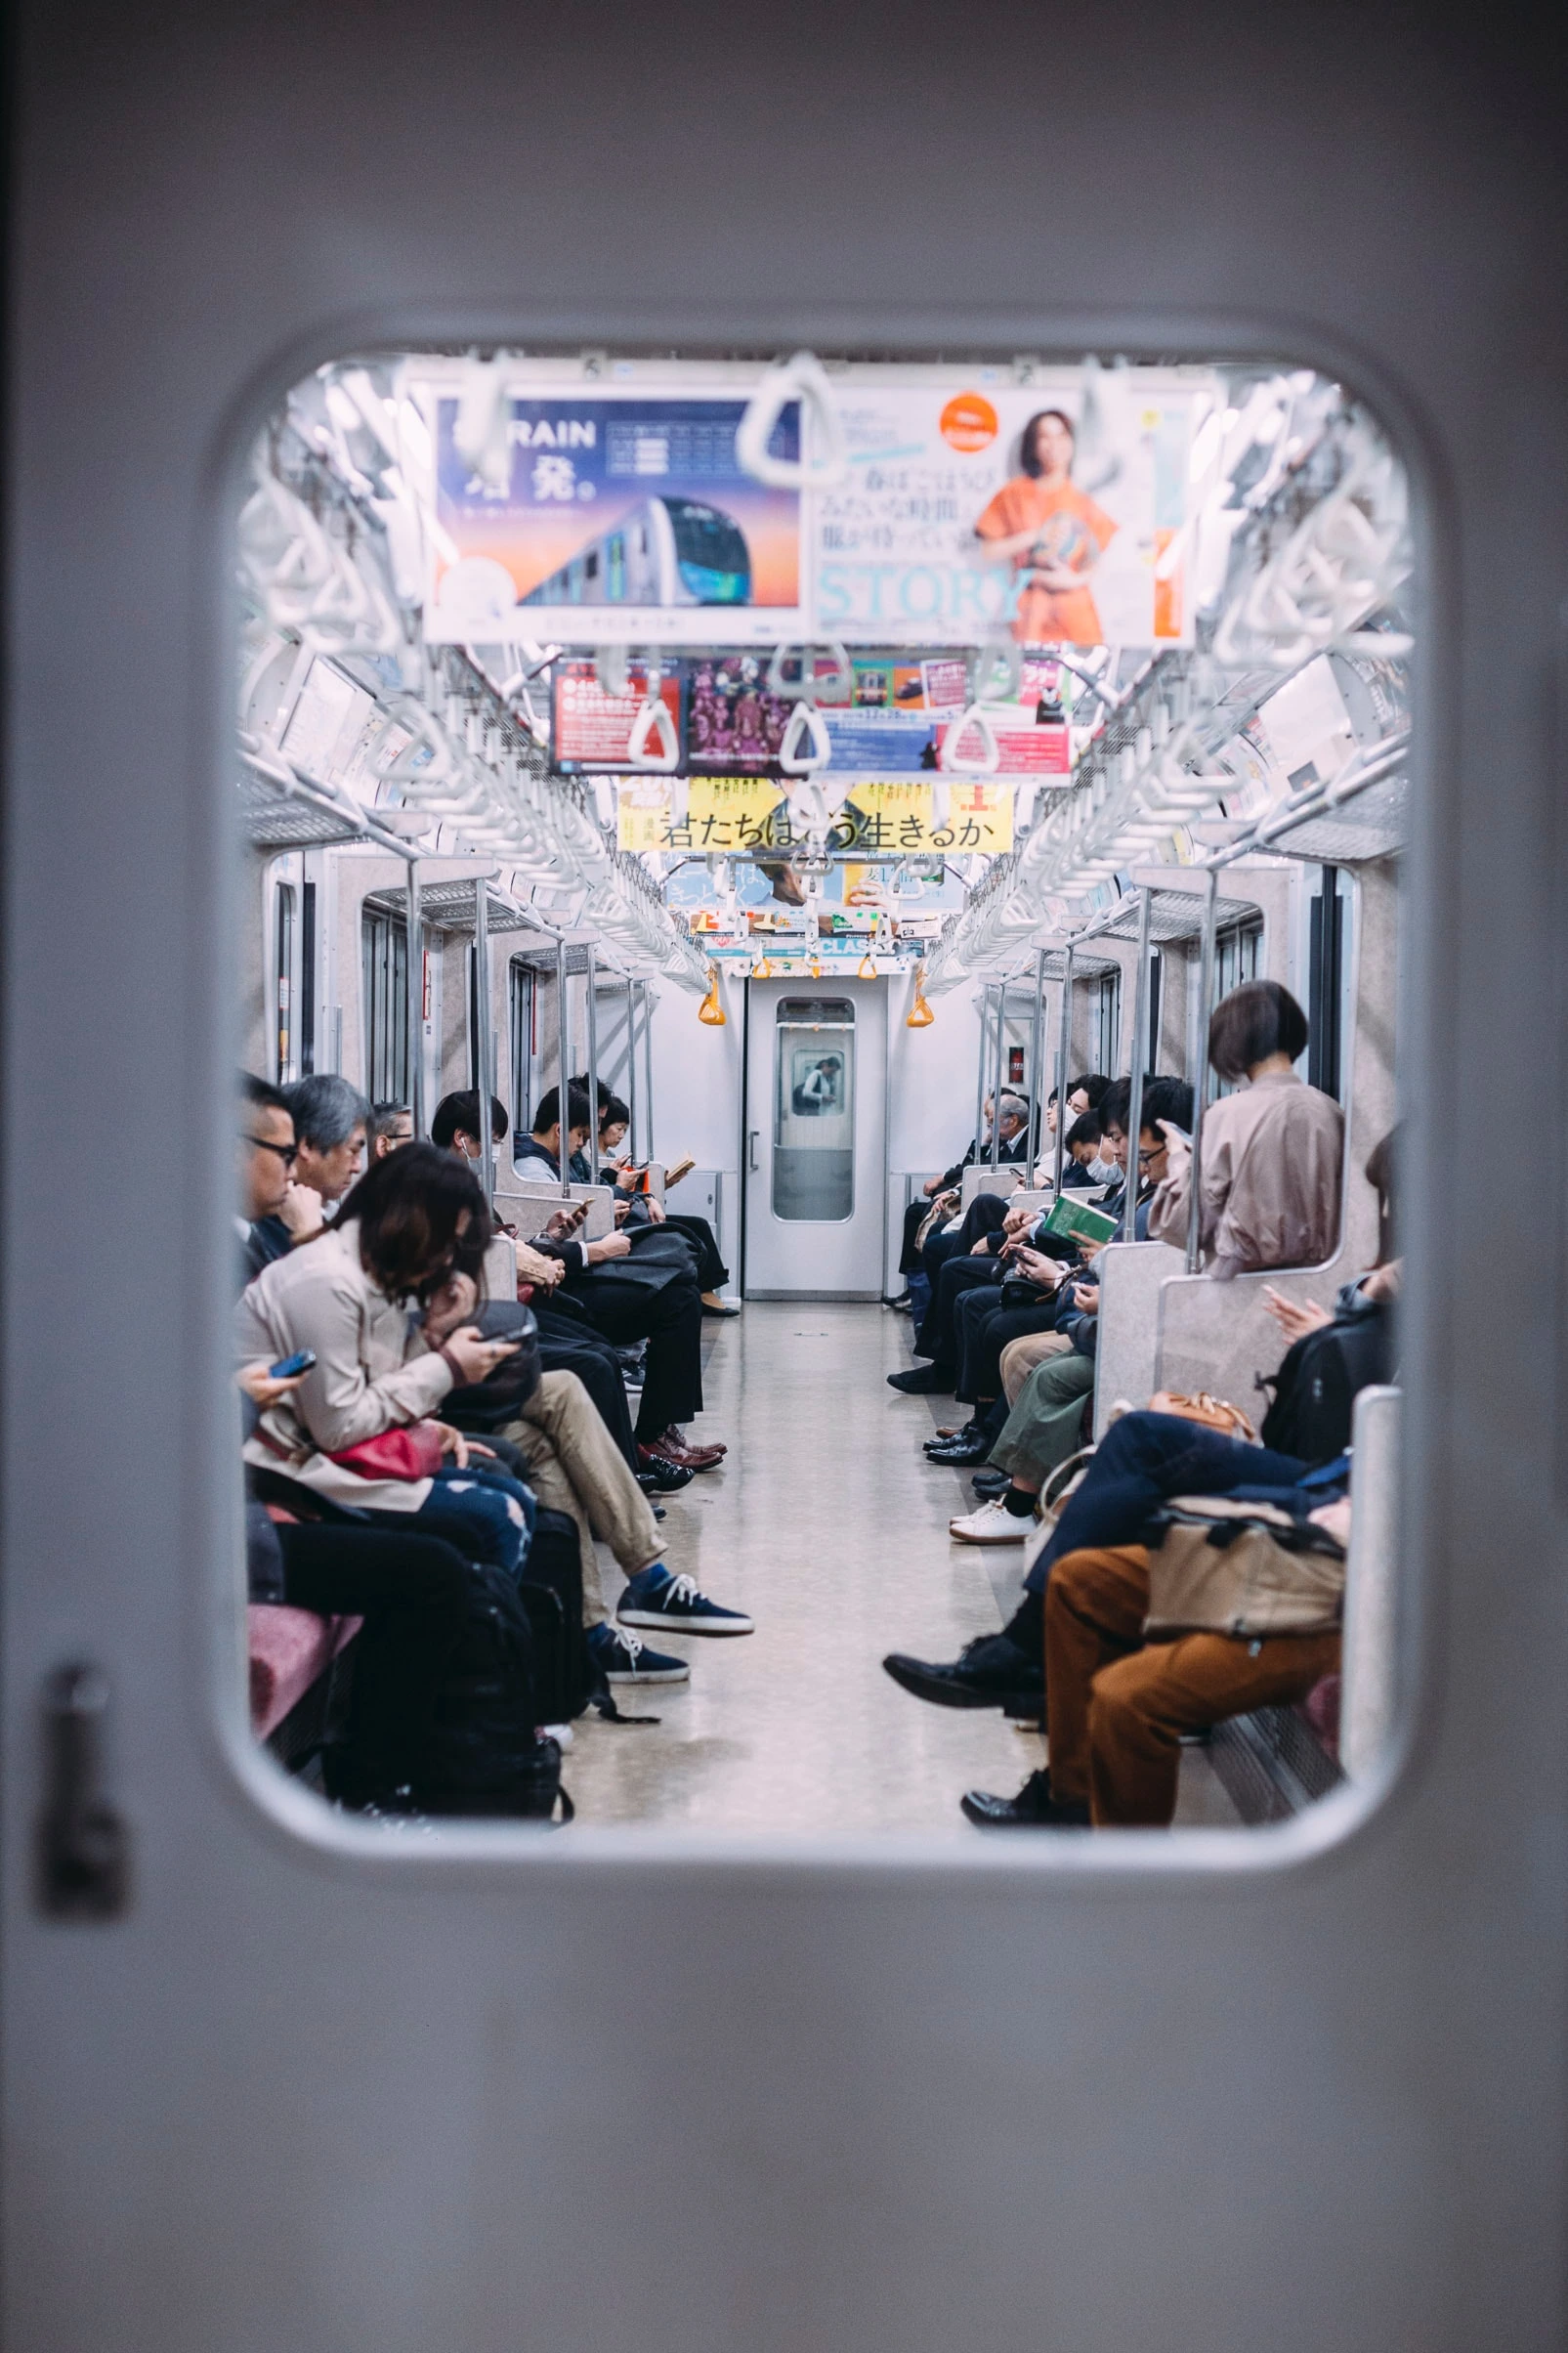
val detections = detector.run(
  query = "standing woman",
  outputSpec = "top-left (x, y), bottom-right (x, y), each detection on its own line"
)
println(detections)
top-left (1147, 979), bottom-right (1344, 1278)
top-left (236, 1142), bottom-right (536, 1568)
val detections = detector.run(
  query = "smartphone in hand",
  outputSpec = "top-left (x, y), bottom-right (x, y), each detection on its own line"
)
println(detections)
top-left (268, 1348), bottom-right (317, 1380)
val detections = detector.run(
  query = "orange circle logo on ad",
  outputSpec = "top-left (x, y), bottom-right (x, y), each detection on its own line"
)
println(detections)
top-left (940, 393), bottom-right (998, 452)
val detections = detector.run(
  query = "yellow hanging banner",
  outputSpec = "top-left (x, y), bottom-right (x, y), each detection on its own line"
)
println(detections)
top-left (843, 779), bottom-right (1013, 856)
top-left (681, 776), bottom-right (785, 850)
top-left (616, 780), bottom-right (673, 851)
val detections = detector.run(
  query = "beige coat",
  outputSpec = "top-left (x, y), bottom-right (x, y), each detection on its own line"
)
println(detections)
top-left (235, 1220), bottom-right (454, 1510)
top-left (1147, 1071), bottom-right (1344, 1279)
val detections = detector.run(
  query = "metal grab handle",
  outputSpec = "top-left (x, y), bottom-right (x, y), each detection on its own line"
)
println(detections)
top-left (627, 689), bottom-right (680, 772)
top-left (767, 640), bottom-right (855, 703)
top-left (940, 703), bottom-right (1001, 776)
top-left (778, 701), bottom-right (832, 775)
top-left (35, 1663), bottom-right (130, 1922)
top-left (748, 1129), bottom-right (760, 1173)
top-left (735, 351), bottom-right (849, 491)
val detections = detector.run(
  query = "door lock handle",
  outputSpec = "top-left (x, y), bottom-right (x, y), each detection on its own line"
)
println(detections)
top-left (748, 1129), bottom-right (760, 1172)
top-left (36, 1662), bottom-right (131, 1922)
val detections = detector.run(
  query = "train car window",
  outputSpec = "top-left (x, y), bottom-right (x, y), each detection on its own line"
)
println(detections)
top-left (772, 996), bottom-right (856, 1222)
top-left (231, 345), bottom-right (1412, 1848)
top-left (360, 910), bottom-right (409, 1101)
top-left (1308, 866), bottom-right (1345, 1101)
top-left (273, 881), bottom-right (295, 1084)
top-left (1095, 968), bottom-right (1122, 1076)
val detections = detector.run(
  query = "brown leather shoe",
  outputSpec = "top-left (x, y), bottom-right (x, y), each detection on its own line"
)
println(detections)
top-left (652, 1425), bottom-right (727, 1468)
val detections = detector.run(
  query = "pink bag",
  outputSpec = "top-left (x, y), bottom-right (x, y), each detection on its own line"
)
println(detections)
top-left (327, 1422), bottom-right (445, 1481)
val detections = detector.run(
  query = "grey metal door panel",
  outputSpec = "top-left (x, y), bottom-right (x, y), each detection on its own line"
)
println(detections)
top-left (8, 7), bottom-right (1567, 2348)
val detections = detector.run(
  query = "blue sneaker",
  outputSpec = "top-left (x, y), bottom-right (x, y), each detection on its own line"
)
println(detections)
top-left (587, 1623), bottom-right (690, 1684)
top-left (617, 1567), bottom-right (754, 1637)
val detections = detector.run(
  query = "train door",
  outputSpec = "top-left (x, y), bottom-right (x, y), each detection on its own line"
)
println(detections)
top-left (742, 976), bottom-right (887, 1297)
top-left (10, 10), bottom-right (1568, 2353)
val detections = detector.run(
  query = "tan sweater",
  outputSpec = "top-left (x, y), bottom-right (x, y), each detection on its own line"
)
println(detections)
top-left (1147, 1070), bottom-right (1343, 1279)
top-left (235, 1219), bottom-right (454, 1510)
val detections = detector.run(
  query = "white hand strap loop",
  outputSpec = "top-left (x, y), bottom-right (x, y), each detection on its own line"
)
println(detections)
top-left (736, 352), bottom-right (849, 491)
top-left (627, 689), bottom-right (680, 772)
top-left (940, 704), bottom-right (1001, 776)
top-left (778, 701), bottom-right (832, 774)
top-left (766, 639), bottom-right (855, 703)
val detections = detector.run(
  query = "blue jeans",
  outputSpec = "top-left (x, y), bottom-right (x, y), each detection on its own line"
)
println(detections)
top-left (368, 1459), bottom-right (535, 1578)
top-left (1024, 1412), bottom-right (1311, 1595)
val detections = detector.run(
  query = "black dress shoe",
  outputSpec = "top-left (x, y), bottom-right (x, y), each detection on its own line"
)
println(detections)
top-left (636, 1458), bottom-right (695, 1493)
top-left (970, 1468), bottom-right (1009, 1497)
top-left (887, 1363), bottom-right (957, 1394)
top-left (925, 1427), bottom-right (992, 1465)
top-left (960, 1770), bottom-right (1090, 1829)
top-left (882, 1633), bottom-right (1043, 1716)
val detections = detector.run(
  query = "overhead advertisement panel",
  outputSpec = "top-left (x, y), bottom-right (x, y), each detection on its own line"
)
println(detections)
top-left (812, 371), bottom-right (1217, 648)
top-left (423, 383), bottom-right (807, 647)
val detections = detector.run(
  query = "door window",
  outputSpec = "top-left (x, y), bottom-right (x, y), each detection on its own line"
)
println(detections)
top-left (773, 997), bottom-right (855, 1221)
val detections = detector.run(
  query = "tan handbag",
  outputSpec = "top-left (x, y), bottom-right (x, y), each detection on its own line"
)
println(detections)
top-left (1142, 1495), bottom-right (1345, 1640)
top-left (1148, 1390), bottom-right (1259, 1444)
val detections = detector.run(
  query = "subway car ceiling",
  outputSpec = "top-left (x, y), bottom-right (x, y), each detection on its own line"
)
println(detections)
top-left (236, 350), bottom-right (1410, 1119)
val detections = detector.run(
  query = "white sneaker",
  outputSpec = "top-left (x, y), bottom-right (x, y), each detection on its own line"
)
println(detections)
top-left (950, 1495), bottom-right (1035, 1544)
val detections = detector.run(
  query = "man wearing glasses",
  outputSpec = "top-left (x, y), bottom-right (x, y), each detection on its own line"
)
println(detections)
top-left (236, 1073), bottom-right (320, 1291)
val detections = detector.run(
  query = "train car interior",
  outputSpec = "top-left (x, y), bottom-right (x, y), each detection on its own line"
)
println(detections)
top-left (20, 9), bottom-right (1568, 2349)
top-left (233, 348), bottom-right (1409, 1836)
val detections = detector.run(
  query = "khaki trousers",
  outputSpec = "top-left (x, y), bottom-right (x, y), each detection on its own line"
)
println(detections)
top-left (998, 1326), bottom-right (1072, 1404)
top-left (1043, 1544), bottom-right (1343, 1826)
top-left (505, 1370), bottom-right (663, 1626)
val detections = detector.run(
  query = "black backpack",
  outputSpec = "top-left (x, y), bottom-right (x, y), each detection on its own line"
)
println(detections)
top-left (441, 1303), bottom-right (543, 1434)
top-left (1259, 1292), bottom-right (1394, 1465)
top-left (415, 1556), bottom-right (573, 1820)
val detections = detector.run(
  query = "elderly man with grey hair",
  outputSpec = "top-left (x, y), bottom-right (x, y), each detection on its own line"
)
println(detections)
top-left (280, 1074), bottom-right (370, 1228)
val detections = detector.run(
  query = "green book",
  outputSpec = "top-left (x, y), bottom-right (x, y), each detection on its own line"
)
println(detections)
top-left (1042, 1192), bottom-right (1123, 1246)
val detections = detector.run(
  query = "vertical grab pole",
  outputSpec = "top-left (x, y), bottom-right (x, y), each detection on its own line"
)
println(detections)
top-left (1123, 889), bottom-right (1153, 1246)
top-left (473, 878), bottom-right (494, 1210)
top-left (624, 973), bottom-right (639, 1163)
top-left (641, 981), bottom-right (656, 1162)
top-left (584, 946), bottom-right (599, 1184)
top-left (555, 933), bottom-right (572, 1199)
top-left (972, 983), bottom-right (989, 1170)
top-left (1027, 949), bottom-right (1045, 1171)
top-left (1053, 947), bottom-right (1074, 1195)
top-left (989, 983), bottom-right (1006, 1168)
top-left (1187, 868), bottom-right (1219, 1273)
top-left (404, 860), bottom-right (424, 1138)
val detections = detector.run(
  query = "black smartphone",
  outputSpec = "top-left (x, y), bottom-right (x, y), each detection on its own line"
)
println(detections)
top-left (268, 1348), bottom-right (317, 1380)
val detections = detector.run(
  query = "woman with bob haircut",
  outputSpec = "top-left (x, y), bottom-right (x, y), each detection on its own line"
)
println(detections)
top-left (236, 1141), bottom-right (538, 1570)
top-left (1146, 979), bottom-right (1343, 1278)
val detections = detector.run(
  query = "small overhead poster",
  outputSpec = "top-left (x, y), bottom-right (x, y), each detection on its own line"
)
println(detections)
top-left (421, 379), bottom-right (807, 647)
top-left (811, 369), bottom-right (1217, 648)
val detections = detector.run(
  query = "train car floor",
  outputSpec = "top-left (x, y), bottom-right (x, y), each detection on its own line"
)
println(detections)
top-left (564, 1301), bottom-right (1240, 1835)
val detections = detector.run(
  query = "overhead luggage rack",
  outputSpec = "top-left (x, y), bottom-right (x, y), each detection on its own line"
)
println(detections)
top-left (1265, 771), bottom-right (1409, 865)
top-left (361, 879), bottom-right (537, 936)
top-left (236, 764), bottom-right (381, 850)
top-left (1095, 888), bottom-right (1263, 945)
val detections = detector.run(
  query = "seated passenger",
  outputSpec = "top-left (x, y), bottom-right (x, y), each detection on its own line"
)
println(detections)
top-left (520, 1087), bottom-right (726, 1477)
top-left (891, 1088), bottom-right (1035, 1305)
top-left (884, 1259), bottom-right (1395, 1721)
top-left (430, 1089), bottom-right (507, 1169)
top-left (367, 1100), bottom-right (414, 1158)
top-left (236, 1072), bottom-right (304, 1286)
top-left (961, 1496), bottom-right (1350, 1829)
top-left (1147, 979), bottom-right (1342, 1277)
top-left (941, 1077), bottom-right (1191, 1534)
top-left (584, 1082), bottom-right (738, 1317)
top-left (1059, 1109), bottom-right (1103, 1186)
top-left (279, 1074), bottom-right (370, 1228)
top-left (236, 1142), bottom-right (540, 1576)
